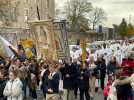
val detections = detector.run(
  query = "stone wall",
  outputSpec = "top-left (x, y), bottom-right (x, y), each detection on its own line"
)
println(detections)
top-left (0, 0), bottom-right (55, 28)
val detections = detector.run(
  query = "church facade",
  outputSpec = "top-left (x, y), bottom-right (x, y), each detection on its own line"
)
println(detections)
top-left (9, 0), bottom-right (55, 28)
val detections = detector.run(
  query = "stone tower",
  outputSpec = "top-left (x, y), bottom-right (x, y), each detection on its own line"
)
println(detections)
top-left (25, 0), bottom-right (55, 21)
top-left (10, 0), bottom-right (55, 28)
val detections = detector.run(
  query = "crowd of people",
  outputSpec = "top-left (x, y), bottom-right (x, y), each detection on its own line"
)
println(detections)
top-left (0, 41), bottom-right (134, 100)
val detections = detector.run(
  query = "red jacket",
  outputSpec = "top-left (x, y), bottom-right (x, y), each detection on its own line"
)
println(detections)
top-left (121, 58), bottom-right (134, 76)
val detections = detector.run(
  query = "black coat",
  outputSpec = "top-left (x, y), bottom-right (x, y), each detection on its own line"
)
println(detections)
top-left (41, 69), bottom-right (50, 93)
top-left (116, 83), bottom-right (133, 100)
top-left (72, 63), bottom-right (80, 83)
top-left (60, 63), bottom-right (78, 90)
top-left (77, 68), bottom-right (90, 89)
top-left (96, 60), bottom-right (106, 79)
top-left (0, 79), bottom-right (7, 97)
top-left (47, 73), bottom-right (60, 93)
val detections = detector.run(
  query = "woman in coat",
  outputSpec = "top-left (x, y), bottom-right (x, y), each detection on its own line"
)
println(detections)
top-left (96, 56), bottom-right (106, 90)
top-left (3, 70), bottom-right (23, 100)
top-left (107, 57), bottom-right (119, 75)
top-left (78, 62), bottom-right (90, 100)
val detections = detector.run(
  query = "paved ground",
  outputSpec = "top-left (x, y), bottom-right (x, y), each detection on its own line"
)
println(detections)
top-left (27, 88), bottom-right (104, 100)
top-left (94, 89), bottom-right (104, 100)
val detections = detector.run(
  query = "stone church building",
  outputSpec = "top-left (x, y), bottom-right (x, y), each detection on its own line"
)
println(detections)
top-left (9, 0), bottom-right (55, 28)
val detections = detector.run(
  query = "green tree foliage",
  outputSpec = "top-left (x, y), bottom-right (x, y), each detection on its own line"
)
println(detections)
top-left (118, 18), bottom-right (128, 38)
top-left (128, 23), bottom-right (134, 36)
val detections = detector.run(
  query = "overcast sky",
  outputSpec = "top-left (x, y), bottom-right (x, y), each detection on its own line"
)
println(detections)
top-left (55, 0), bottom-right (134, 27)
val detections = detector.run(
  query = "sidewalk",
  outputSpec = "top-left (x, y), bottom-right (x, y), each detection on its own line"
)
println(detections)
top-left (26, 88), bottom-right (104, 100)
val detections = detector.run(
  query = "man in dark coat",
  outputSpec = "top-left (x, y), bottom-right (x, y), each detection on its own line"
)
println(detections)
top-left (41, 65), bottom-right (50, 99)
top-left (72, 59), bottom-right (80, 99)
top-left (60, 58), bottom-right (78, 100)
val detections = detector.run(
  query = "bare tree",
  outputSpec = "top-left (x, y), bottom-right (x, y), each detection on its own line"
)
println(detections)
top-left (88, 7), bottom-right (107, 30)
top-left (63, 0), bottom-right (93, 32)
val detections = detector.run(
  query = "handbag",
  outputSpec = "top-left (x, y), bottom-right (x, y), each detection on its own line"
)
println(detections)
top-left (59, 80), bottom-right (63, 91)
top-left (107, 83), bottom-right (118, 100)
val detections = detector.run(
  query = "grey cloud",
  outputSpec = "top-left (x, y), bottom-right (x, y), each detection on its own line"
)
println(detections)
top-left (108, 0), bottom-right (134, 4)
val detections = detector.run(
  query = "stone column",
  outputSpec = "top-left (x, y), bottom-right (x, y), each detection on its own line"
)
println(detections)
top-left (28, 20), bottom-right (57, 60)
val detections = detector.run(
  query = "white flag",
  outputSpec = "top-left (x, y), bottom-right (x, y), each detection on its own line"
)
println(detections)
top-left (0, 35), bottom-right (17, 58)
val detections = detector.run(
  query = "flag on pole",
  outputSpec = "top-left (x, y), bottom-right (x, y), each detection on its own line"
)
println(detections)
top-left (80, 39), bottom-right (87, 63)
top-left (0, 35), bottom-right (17, 58)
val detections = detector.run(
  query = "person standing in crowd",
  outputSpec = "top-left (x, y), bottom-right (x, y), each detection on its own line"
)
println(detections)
top-left (4, 57), bottom-right (11, 77)
top-left (40, 62), bottom-right (49, 100)
top-left (60, 58), bottom-right (78, 100)
top-left (94, 45), bottom-right (103, 62)
top-left (29, 59), bottom-right (39, 85)
top-left (9, 58), bottom-right (21, 72)
top-left (29, 59), bottom-right (39, 100)
top-left (18, 60), bottom-right (28, 100)
top-left (46, 63), bottom-right (60, 100)
top-left (9, 58), bottom-right (28, 99)
top-left (3, 70), bottom-right (23, 100)
top-left (107, 56), bottom-right (119, 75)
top-left (103, 45), bottom-right (113, 66)
top-left (72, 59), bottom-right (80, 99)
top-left (78, 62), bottom-right (90, 100)
top-left (0, 70), bottom-right (7, 100)
top-left (114, 47), bottom-right (123, 66)
top-left (96, 56), bottom-right (106, 90)
top-left (23, 59), bottom-right (32, 99)
top-left (89, 57), bottom-right (97, 99)
top-left (131, 74), bottom-right (134, 100)
top-left (114, 73), bottom-right (134, 100)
